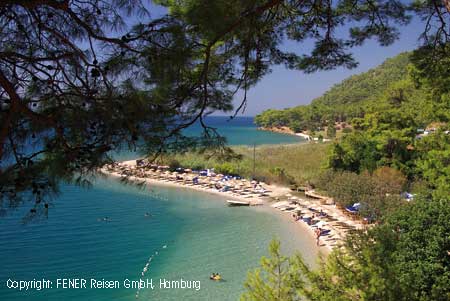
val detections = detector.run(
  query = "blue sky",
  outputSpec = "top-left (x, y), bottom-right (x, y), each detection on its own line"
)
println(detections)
top-left (140, 3), bottom-right (425, 117)
top-left (232, 17), bottom-right (425, 116)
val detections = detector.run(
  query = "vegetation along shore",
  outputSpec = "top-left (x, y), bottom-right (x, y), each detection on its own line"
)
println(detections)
top-left (100, 49), bottom-right (450, 301)
top-left (243, 49), bottom-right (450, 301)
top-left (101, 155), bottom-right (366, 253)
top-left (2, 1), bottom-right (450, 301)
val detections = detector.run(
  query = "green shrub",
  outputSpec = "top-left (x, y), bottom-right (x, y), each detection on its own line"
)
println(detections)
top-left (167, 159), bottom-right (181, 171)
top-left (214, 162), bottom-right (238, 175)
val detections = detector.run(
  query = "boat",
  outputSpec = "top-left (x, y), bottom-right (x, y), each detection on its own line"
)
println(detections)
top-left (210, 274), bottom-right (222, 281)
top-left (227, 200), bottom-right (250, 206)
top-left (305, 190), bottom-right (323, 199)
top-left (305, 190), bottom-right (333, 203)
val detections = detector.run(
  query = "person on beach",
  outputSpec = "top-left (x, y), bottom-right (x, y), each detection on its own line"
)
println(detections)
top-left (315, 228), bottom-right (321, 246)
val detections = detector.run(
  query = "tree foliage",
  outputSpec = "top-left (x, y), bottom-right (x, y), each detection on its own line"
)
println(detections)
top-left (326, 46), bottom-right (450, 196)
top-left (241, 239), bottom-right (305, 301)
top-left (255, 52), bottom-right (412, 130)
top-left (415, 130), bottom-right (450, 199)
top-left (257, 45), bottom-right (450, 198)
top-left (242, 198), bottom-right (450, 301)
top-left (316, 167), bottom-right (405, 219)
top-left (1, 0), bottom-right (449, 213)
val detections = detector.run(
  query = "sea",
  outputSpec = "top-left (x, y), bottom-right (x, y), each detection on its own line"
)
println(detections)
top-left (0, 116), bottom-right (314, 301)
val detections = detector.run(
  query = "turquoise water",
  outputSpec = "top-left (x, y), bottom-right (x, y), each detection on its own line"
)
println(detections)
top-left (184, 116), bottom-right (304, 146)
top-left (0, 117), bottom-right (314, 301)
top-left (115, 116), bottom-right (304, 161)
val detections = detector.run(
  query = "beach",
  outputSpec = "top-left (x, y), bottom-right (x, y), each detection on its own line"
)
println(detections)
top-left (103, 159), bottom-right (291, 204)
top-left (101, 159), bottom-right (366, 253)
top-left (1, 116), bottom-right (324, 301)
top-left (1, 175), bottom-right (320, 301)
top-left (257, 126), bottom-right (312, 140)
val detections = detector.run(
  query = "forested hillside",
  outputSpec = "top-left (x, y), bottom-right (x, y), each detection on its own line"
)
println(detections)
top-left (255, 52), bottom-right (411, 132)
top-left (256, 47), bottom-right (450, 199)
top-left (245, 47), bottom-right (450, 301)
top-left (309, 52), bottom-right (410, 120)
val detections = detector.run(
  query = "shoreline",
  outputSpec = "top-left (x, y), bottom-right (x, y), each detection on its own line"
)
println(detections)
top-left (105, 169), bottom-right (288, 205)
top-left (102, 159), bottom-right (292, 206)
top-left (101, 159), bottom-right (364, 253)
top-left (258, 126), bottom-right (313, 141)
top-left (104, 169), bottom-right (328, 258)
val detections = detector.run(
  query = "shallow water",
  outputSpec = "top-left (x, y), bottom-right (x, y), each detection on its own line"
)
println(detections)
top-left (0, 178), bottom-right (318, 300)
top-left (0, 116), bottom-right (313, 301)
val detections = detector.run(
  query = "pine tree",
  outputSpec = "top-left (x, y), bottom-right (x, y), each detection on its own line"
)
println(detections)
top-left (241, 240), bottom-right (305, 301)
top-left (1, 0), bottom-right (450, 214)
top-left (326, 121), bottom-right (337, 139)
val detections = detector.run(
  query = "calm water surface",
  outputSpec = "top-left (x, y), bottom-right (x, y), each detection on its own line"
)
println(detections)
top-left (0, 117), bottom-right (314, 301)
top-left (115, 116), bottom-right (304, 161)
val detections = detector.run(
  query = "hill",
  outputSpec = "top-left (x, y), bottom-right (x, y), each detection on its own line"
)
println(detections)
top-left (254, 52), bottom-right (411, 132)
top-left (310, 52), bottom-right (410, 119)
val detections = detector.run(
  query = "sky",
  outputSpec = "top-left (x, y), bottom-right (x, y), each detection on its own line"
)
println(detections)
top-left (141, 2), bottom-right (426, 117)
top-left (231, 17), bottom-right (425, 116)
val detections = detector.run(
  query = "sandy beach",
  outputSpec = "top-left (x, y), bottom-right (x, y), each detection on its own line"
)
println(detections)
top-left (102, 159), bottom-right (292, 204)
top-left (101, 159), bottom-right (365, 253)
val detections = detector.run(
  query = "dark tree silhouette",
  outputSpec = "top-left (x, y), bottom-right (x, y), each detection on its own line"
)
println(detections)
top-left (0, 0), bottom-right (448, 216)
